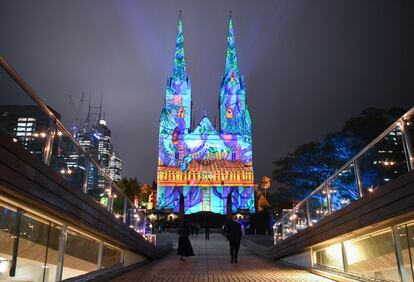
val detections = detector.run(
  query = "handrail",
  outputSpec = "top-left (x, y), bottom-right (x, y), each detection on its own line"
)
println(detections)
top-left (0, 56), bottom-right (145, 232)
top-left (274, 106), bottom-right (414, 238)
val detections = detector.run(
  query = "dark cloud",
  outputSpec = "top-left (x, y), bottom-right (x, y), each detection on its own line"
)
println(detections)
top-left (1, 0), bottom-right (413, 183)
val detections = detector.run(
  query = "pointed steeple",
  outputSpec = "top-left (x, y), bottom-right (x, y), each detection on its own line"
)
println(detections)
top-left (225, 11), bottom-right (238, 76)
top-left (172, 11), bottom-right (187, 80)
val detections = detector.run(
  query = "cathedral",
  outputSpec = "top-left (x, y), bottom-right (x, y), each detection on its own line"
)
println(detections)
top-left (156, 14), bottom-right (255, 215)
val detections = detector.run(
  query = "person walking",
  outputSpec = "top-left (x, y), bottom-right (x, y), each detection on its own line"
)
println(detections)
top-left (205, 224), bottom-right (210, 240)
top-left (222, 224), bottom-right (227, 236)
top-left (195, 224), bottom-right (200, 236)
top-left (177, 221), bottom-right (194, 262)
top-left (190, 223), bottom-right (195, 236)
top-left (226, 215), bottom-right (242, 264)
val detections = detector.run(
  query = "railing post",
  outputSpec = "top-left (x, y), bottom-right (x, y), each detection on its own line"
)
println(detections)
top-left (126, 208), bottom-right (131, 227)
top-left (143, 210), bottom-right (147, 235)
top-left (107, 185), bottom-right (113, 212)
top-left (325, 186), bottom-right (332, 215)
top-left (310, 247), bottom-right (314, 267)
top-left (123, 198), bottom-right (128, 224)
top-left (42, 118), bottom-right (56, 165)
top-left (392, 225), bottom-right (409, 282)
top-left (97, 241), bottom-right (103, 270)
top-left (120, 249), bottom-right (125, 264)
top-left (82, 156), bottom-right (90, 194)
top-left (341, 242), bottom-right (349, 273)
top-left (400, 122), bottom-right (414, 171)
top-left (9, 209), bottom-right (22, 277)
top-left (42, 221), bottom-right (52, 280)
top-left (306, 200), bottom-right (311, 226)
top-left (291, 208), bottom-right (297, 234)
top-left (353, 159), bottom-right (364, 198)
top-left (55, 224), bottom-right (68, 282)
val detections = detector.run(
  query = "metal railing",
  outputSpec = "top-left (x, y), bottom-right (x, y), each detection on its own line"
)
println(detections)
top-left (0, 56), bottom-right (151, 241)
top-left (273, 107), bottom-right (414, 244)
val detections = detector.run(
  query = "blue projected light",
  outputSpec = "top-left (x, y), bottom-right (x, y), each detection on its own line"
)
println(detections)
top-left (156, 15), bottom-right (255, 215)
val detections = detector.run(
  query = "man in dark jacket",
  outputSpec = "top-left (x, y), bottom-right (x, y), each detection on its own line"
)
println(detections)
top-left (226, 216), bottom-right (242, 263)
top-left (205, 224), bottom-right (210, 240)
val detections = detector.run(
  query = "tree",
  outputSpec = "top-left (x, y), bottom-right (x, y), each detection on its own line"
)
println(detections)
top-left (140, 183), bottom-right (150, 206)
top-left (272, 133), bottom-right (357, 201)
top-left (116, 177), bottom-right (141, 203)
top-left (270, 107), bottom-right (406, 208)
top-left (260, 176), bottom-right (271, 198)
top-left (342, 107), bottom-right (406, 143)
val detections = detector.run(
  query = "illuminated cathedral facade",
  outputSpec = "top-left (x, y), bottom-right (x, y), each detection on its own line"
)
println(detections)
top-left (156, 15), bottom-right (255, 215)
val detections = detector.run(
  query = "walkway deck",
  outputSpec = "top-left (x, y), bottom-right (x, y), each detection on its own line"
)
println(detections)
top-left (112, 234), bottom-right (332, 282)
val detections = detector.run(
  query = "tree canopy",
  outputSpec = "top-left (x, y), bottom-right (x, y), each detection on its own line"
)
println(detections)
top-left (270, 107), bottom-right (406, 210)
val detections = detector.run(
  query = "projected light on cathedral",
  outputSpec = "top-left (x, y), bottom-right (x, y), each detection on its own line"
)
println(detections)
top-left (156, 14), bottom-right (255, 215)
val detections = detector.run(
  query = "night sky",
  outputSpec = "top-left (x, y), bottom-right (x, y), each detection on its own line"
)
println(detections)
top-left (1, 1), bottom-right (413, 185)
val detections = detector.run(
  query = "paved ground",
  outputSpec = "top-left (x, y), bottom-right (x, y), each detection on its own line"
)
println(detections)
top-left (112, 234), bottom-right (332, 282)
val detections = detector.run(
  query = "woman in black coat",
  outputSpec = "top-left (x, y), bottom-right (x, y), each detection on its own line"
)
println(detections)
top-left (177, 221), bottom-right (195, 261)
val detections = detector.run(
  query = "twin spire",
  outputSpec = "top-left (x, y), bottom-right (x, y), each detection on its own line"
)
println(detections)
top-left (225, 14), bottom-right (238, 76)
top-left (171, 12), bottom-right (238, 80)
top-left (172, 12), bottom-right (186, 80)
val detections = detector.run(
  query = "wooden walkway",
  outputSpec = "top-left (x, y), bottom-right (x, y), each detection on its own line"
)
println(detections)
top-left (112, 234), bottom-right (331, 282)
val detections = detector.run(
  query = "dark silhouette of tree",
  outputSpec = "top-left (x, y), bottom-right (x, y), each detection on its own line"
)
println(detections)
top-left (342, 108), bottom-right (406, 143)
top-left (272, 133), bottom-right (357, 201)
top-left (270, 107), bottom-right (406, 209)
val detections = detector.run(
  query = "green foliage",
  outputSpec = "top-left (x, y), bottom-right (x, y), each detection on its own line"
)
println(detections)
top-left (116, 177), bottom-right (141, 202)
top-left (115, 178), bottom-right (158, 209)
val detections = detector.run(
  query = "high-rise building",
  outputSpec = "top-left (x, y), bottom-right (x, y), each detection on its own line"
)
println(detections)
top-left (109, 151), bottom-right (122, 181)
top-left (0, 103), bottom-right (122, 194)
top-left (0, 105), bottom-right (60, 159)
top-left (95, 119), bottom-right (112, 173)
top-left (74, 102), bottom-right (122, 194)
top-left (156, 15), bottom-right (255, 215)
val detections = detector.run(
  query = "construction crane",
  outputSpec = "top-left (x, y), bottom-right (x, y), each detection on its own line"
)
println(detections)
top-left (68, 92), bottom-right (85, 135)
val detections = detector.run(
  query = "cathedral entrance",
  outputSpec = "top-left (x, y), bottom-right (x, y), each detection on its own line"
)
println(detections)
top-left (184, 211), bottom-right (228, 229)
top-left (201, 187), bottom-right (211, 211)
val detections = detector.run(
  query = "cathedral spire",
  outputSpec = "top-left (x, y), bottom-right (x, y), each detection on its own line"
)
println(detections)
top-left (225, 11), bottom-right (238, 76)
top-left (172, 11), bottom-right (187, 80)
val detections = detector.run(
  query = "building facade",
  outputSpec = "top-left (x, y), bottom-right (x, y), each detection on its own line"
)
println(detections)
top-left (156, 15), bottom-right (255, 215)
top-left (109, 151), bottom-right (122, 182)
top-left (0, 105), bottom-right (58, 159)
top-left (74, 107), bottom-right (122, 200)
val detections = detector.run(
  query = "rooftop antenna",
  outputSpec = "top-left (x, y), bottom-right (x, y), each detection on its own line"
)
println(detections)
top-left (68, 92), bottom-right (85, 134)
top-left (99, 93), bottom-right (103, 121)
